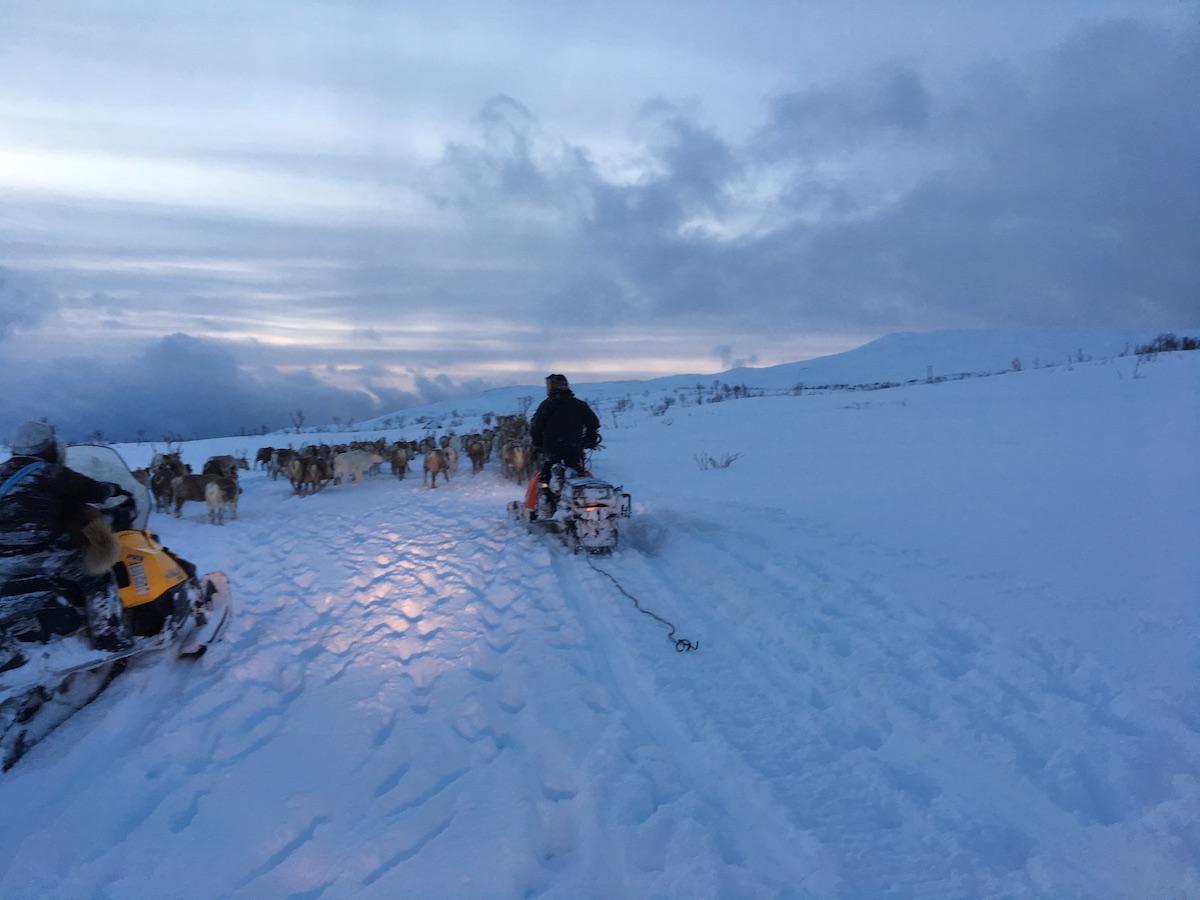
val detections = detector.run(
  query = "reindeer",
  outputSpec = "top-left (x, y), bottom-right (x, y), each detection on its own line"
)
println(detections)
top-left (204, 476), bottom-right (240, 525)
top-left (288, 456), bottom-right (333, 495)
top-left (305, 457), bottom-right (334, 493)
top-left (466, 437), bottom-right (487, 473)
top-left (148, 443), bottom-right (190, 513)
top-left (424, 449), bottom-right (450, 488)
top-left (149, 442), bottom-right (189, 476)
top-left (202, 454), bottom-right (249, 479)
top-left (171, 474), bottom-right (221, 519)
top-left (502, 441), bottom-right (535, 483)
top-left (149, 468), bottom-right (175, 514)
top-left (268, 448), bottom-right (297, 480)
top-left (333, 450), bottom-right (385, 485)
top-left (389, 445), bottom-right (411, 479)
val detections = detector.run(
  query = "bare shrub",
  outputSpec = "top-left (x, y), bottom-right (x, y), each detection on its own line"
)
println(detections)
top-left (695, 451), bottom-right (744, 470)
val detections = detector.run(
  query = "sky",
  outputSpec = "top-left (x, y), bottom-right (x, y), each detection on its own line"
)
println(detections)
top-left (1, 329), bottom-right (1197, 896)
top-left (1, 0), bottom-right (1198, 442)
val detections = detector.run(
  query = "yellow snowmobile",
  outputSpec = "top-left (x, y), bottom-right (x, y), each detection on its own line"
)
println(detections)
top-left (0, 444), bottom-right (231, 770)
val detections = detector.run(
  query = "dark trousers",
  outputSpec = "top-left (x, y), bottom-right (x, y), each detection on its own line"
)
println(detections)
top-left (539, 446), bottom-right (585, 484)
top-left (0, 553), bottom-right (129, 651)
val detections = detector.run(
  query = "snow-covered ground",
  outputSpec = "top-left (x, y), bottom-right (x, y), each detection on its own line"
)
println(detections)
top-left (1, 329), bottom-right (1197, 898)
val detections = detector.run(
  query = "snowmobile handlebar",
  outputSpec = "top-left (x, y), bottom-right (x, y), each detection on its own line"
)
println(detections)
top-left (97, 487), bottom-right (139, 531)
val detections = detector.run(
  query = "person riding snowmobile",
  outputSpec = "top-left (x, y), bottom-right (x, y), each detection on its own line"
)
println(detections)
top-left (529, 374), bottom-right (601, 514)
top-left (0, 421), bottom-right (135, 656)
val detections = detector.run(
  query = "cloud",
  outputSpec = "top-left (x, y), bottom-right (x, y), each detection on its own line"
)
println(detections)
top-left (805, 18), bottom-right (1200, 327)
top-left (760, 63), bottom-right (933, 154)
top-left (563, 17), bottom-right (1200, 331)
top-left (0, 267), bottom-right (57, 337)
top-left (428, 95), bottom-right (596, 218)
top-left (0, 333), bottom-right (494, 444)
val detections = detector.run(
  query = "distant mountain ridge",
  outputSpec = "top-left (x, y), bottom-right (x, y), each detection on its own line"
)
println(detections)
top-left (355, 326), bottom-right (1188, 430)
top-left (689, 326), bottom-right (1183, 392)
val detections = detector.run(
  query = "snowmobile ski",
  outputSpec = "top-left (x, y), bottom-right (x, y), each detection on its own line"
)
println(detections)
top-left (177, 572), bottom-right (232, 658)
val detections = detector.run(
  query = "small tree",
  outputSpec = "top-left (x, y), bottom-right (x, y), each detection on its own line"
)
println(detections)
top-left (291, 409), bottom-right (306, 433)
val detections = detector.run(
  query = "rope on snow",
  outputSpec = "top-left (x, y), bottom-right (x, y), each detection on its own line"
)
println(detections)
top-left (585, 554), bottom-right (699, 652)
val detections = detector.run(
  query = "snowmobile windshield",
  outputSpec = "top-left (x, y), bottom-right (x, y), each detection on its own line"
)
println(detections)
top-left (65, 444), bottom-right (151, 531)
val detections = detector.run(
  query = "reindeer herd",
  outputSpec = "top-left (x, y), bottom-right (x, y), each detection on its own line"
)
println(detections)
top-left (131, 414), bottom-right (544, 526)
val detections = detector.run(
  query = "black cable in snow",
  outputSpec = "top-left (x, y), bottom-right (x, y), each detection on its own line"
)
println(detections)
top-left (585, 555), bottom-right (699, 652)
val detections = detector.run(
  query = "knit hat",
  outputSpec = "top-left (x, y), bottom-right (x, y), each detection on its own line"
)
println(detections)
top-left (12, 421), bottom-right (57, 456)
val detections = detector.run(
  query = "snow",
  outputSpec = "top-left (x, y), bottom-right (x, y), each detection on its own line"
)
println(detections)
top-left (1, 329), bottom-right (1197, 898)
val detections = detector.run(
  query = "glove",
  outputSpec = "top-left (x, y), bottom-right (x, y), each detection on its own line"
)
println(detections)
top-left (584, 432), bottom-right (601, 450)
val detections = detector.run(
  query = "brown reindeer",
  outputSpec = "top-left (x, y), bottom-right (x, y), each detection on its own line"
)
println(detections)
top-left (466, 438), bottom-right (487, 473)
top-left (171, 474), bottom-right (221, 519)
top-left (203, 454), bottom-right (249, 479)
top-left (287, 456), bottom-right (333, 495)
top-left (149, 447), bottom-right (190, 514)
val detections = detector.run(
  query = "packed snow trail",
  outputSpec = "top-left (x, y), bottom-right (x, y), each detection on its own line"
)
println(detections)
top-left (0, 468), bottom-right (826, 897)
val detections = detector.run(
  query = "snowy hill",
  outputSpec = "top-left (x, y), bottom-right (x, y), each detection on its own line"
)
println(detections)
top-left (345, 326), bottom-right (1176, 434)
top-left (0, 329), bottom-right (1197, 898)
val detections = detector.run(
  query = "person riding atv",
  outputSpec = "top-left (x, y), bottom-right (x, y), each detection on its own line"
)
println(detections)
top-left (0, 421), bottom-right (135, 658)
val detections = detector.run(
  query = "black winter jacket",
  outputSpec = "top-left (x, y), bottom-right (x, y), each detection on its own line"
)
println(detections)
top-left (0, 455), bottom-right (115, 564)
top-left (530, 389), bottom-right (600, 462)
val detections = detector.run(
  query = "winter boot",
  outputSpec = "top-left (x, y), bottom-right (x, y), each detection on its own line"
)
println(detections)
top-left (83, 578), bottom-right (133, 653)
top-left (536, 485), bottom-right (556, 520)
